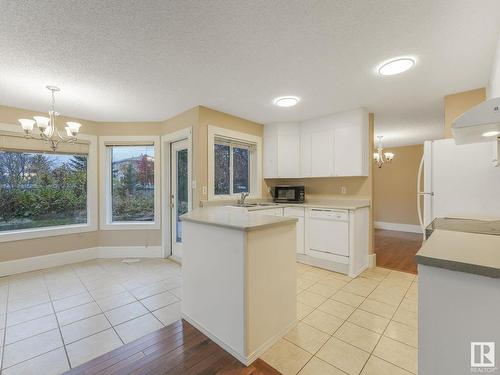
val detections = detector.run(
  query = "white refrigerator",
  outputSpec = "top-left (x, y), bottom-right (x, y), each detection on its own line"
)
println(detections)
top-left (417, 138), bottom-right (500, 236)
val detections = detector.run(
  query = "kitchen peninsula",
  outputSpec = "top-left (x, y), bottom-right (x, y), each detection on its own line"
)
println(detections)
top-left (416, 228), bottom-right (500, 374)
top-left (180, 207), bottom-right (298, 365)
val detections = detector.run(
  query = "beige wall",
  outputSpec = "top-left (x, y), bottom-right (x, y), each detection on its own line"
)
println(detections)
top-left (0, 104), bottom-right (263, 261)
top-left (444, 88), bottom-right (486, 138)
top-left (373, 144), bottom-right (423, 226)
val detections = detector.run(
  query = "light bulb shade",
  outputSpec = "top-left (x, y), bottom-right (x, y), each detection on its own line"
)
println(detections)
top-left (66, 122), bottom-right (81, 134)
top-left (33, 116), bottom-right (50, 129)
top-left (373, 152), bottom-right (380, 161)
top-left (18, 119), bottom-right (35, 132)
top-left (384, 152), bottom-right (395, 160)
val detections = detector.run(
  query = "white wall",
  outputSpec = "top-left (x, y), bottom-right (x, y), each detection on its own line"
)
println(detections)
top-left (488, 33), bottom-right (500, 99)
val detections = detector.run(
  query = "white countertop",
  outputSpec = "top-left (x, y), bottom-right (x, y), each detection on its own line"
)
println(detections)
top-left (180, 207), bottom-right (298, 231)
top-left (416, 229), bottom-right (500, 278)
top-left (201, 198), bottom-right (370, 211)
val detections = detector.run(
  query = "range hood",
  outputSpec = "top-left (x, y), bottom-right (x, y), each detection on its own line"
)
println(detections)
top-left (452, 97), bottom-right (500, 144)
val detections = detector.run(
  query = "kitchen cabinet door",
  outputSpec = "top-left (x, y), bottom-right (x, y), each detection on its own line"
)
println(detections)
top-left (284, 207), bottom-right (305, 254)
top-left (300, 133), bottom-right (312, 177)
top-left (311, 130), bottom-right (335, 177)
top-left (263, 127), bottom-right (278, 178)
top-left (277, 134), bottom-right (300, 178)
top-left (334, 125), bottom-right (367, 176)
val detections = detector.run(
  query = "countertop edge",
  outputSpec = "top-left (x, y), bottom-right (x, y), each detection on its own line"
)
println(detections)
top-left (415, 254), bottom-right (500, 279)
top-left (181, 216), bottom-right (298, 232)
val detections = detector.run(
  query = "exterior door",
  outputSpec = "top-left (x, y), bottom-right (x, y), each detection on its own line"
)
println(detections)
top-left (170, 139), bottom-right (191, 258)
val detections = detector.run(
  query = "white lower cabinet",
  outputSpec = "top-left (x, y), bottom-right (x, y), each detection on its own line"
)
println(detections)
top-left (248, 205), bottom-right (369, 277)
top-left (284, 207), bottom-right (305, 254)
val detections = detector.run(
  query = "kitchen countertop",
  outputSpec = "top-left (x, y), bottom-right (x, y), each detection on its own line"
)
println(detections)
top-left (201, 199), bottom-right (371, 210)
top-left (180, 207), bottom-right (298, 231)
top-left (425, 217), bottom-right (500, 239)
top-left (415, 229), bottom-right (500, 278)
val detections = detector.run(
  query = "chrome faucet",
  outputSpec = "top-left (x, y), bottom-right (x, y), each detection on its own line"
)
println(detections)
top-left (237, 192), bottom-right (250, 206)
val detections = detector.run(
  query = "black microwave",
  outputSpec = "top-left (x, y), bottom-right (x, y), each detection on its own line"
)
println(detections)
top-left (273, 185), bottom-right (305, 203)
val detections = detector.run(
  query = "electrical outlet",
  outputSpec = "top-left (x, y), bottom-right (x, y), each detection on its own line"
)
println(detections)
top-left (202, 186), bottom-right (207, 195)
top-left (341, 186), bottom-right (347, 194)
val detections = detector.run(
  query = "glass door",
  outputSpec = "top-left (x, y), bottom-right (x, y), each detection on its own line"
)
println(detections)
top-left (170, 139), bottom-right (191, 258)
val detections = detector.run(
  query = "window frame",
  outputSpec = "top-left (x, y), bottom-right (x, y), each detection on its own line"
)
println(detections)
top-left (207, 126), bottom-right (262, 200)
top-left (0, 123), bottom-right (98, 243)
top-left (99, 136), bottom-right (160, 230)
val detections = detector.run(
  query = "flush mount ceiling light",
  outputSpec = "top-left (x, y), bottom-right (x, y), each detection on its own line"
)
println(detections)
top-left (377, 57), bottom-right (416, 76)
top-left (482, 131), bottom-right (500, 137)
top-left (273, 96), bottom-right (300, 107)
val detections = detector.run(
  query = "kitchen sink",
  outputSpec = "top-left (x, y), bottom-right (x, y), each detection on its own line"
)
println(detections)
top-left (230, 202), bottom-right (280, 208)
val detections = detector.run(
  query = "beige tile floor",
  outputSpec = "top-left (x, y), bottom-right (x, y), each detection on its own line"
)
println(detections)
top-left (0, 258), bottom-right (182, 374)
top-left (0, 259), bottom-right (417, 375)
top-left (261, 263), bottom-right (419, 375)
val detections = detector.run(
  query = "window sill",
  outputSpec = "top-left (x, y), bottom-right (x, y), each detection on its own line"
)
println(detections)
top-left (99, 222), bottom-right (160, 231)
top-left (0, 223), bottom-right (98, 243)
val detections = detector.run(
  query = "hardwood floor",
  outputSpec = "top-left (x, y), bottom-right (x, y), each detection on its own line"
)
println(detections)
top-left (65, 319), bottom-right (280, 375)
top-left (374, 229), bottom-right (423, 274)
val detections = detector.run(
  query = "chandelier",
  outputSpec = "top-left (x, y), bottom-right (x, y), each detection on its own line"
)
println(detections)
top-left (373, 135), bottom-right (395, 168)
top-left (18, 86), bottom-right (81, 151)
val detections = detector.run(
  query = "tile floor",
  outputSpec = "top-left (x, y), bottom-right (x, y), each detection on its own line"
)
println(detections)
top-left (0, 259), bottom-right (418, 375)
top-left (261, 263), bottom-right (418, 375)
top-left (0, 258), bottom-right (182, 374)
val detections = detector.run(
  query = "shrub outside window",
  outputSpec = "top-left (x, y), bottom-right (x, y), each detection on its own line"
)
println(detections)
top-left (0, 150), bottom-right (88, 232)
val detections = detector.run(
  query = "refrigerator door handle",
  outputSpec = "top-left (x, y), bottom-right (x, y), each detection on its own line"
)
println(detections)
top-left (417, 155), bottom-right (427, 240)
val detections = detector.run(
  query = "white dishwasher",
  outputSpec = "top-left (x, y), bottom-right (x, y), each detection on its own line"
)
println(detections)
top-left (307, 208), bottom-right (349, 263)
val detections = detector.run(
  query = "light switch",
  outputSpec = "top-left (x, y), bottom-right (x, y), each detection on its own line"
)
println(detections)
top-left (202, 186), bottom-right (207, 195)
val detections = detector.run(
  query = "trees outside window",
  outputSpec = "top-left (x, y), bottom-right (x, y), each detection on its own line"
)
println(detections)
top-left (0, 151), bottom-right (87, 232)
top-left (109, 145), bottom-right (155, 222)
top-left (213, 142), bottom-right (250, 196)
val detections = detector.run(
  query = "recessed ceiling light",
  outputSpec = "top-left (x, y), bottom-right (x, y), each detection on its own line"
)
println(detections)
top-left (482, 130), bottom-right (500, 137)
top-left (377, 57), bottom-right (416, 76)
top-left (273, 96), bottom-right (300, 107)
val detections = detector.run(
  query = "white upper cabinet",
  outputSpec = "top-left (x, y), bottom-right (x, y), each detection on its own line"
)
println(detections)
top-left (300, 132), bottom-right (312, 177)
top-left (277, 134), bottom-right (300, 178)
top-left (334, 124), bottom-right (368, 176)
top-left (311, 130), bottom-right (335, 177)
top-left (264, 108), bottom-right (369, 179)
top-left (263, 126), bottom-right (278, 178)
top-left (263, 123), bottom-right (300, 178)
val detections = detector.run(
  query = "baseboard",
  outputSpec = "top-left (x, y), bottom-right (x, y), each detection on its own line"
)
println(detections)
top-left (0, 246), bottom-right (163, 277)
top-left (97, 246), bottom-right (162, 258)
top-left (181, 313), bottom-right (249, 365)
top-left (245, 318), bottom-right (297, 365)
top-left (368, 253), bottom-right (377, 268)
top-left (374, 221), bottom-right (422, 234)
top-left (182, 313), bottom-right (296, 366)
top-left (0, 247), bottom-right (98, 277)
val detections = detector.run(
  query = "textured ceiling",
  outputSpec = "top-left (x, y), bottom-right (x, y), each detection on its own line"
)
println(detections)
top-left (1, 0), bottom-right (500, 146)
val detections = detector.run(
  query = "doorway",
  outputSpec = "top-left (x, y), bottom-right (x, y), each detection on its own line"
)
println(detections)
top-left (168, 137), bottom-right (191, 259)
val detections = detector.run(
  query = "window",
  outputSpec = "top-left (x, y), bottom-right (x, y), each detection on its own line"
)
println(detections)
top-left (100, 136), bottom-right (160, 229)
top-left (214, 141), bottom-right (250, 195)
top-left (208, 126), bottom-right (262, 200)
top-left (0, 151), bottom-right (88, 232)
top-left (109, 145), bottom-right (154, 222)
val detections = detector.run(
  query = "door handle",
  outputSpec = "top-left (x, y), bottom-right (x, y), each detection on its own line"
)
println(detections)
top-left (170, 194), bottom-right (175, 208)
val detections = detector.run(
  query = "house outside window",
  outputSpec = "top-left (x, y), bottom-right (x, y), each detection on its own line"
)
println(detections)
top-left (99, 136), bottom-right (160, 230)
